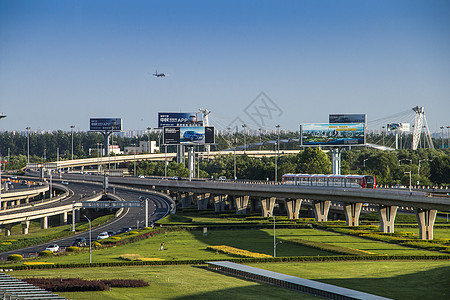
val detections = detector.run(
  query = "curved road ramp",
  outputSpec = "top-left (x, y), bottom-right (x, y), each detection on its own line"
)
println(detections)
top-left (207, 261), bottom-right (391, 300)
top-left (0, 272), bottom-right (66, 300)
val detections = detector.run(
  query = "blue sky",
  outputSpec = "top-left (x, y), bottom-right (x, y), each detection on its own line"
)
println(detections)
top-left (1, 0), bottom-right (449, 133)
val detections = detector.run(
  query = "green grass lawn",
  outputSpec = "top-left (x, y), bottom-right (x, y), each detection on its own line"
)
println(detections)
top-left (11, 265), bottom-right (317, 300)
top-left (10, 260), bottom-right (450, 300)
top-left (12, 227), bottom-right (441, 266)
top-left (247, 260), bottom-right (450, 300)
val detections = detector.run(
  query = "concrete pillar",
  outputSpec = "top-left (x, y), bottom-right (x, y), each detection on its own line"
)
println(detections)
top-left (260, 197), bottom-right (276, 217)
top-left (415, 209), bottom-right (437, 240)
top-left (21, 220), bottom-right (30, 235)
top-left (4, 224), bottom-right (12, 236)
top-left (343, 202), bottom-right (362, 226)
top-left (75, 209), bottom-right (81, 222)
top-left (3, 201), bottom-right (7, 210)
top-left (234, 195), bottom-right (249, 215)
top-left (378, 205), bottom-right (398, 233)
top-left (197, 193), bottom-right (209, 210)
top-left (60, 211), bottom-right (68, 225)
top-left (41, 216), bottom-right (48, 229)
top-left (25, 197), bottom-right (30, 204)
top-left (312, 200), bottom-right (331, 222)
top-left (285, 198), bottom-right (303, 219)
top-left (211, 194), bottom-right (226, 212)
top-left (181, 193), bottom-right (192, 208)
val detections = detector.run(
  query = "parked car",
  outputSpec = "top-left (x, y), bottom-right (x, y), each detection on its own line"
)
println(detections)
top-left (119, 227), bottom-right (132, 234)
top-left (97, 232), bottom-right (109, 240)
top-left (72, 237), bottom-right (87, 247)
top-left (45, 244), bottom-right (60, 253)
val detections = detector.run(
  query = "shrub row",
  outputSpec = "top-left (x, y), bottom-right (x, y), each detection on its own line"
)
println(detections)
top-left (288, 239), bottom-right (377, 256)
top-left (10, 254), bottom-right (450, 271)
top-left (22, 277), bottom-right (148, 292)
top-left (207, 245), bottom-right (272, 258)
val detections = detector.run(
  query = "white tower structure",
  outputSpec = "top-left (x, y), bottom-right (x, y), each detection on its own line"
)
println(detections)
top-left (412, 106), bottom-right (434, 150)
top-left (199, 108), bottom-right (211, 154)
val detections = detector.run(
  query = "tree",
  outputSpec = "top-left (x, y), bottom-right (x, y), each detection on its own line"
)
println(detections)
top-left (295, 148), bottom-right (331, 174)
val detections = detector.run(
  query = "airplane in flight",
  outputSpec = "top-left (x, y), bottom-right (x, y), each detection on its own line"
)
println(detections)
top-left (153, 70), bottom-right (166, 77)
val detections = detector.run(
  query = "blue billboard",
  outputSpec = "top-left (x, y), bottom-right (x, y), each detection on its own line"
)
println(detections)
top-left (301, 123), bottom-right (365, 146)
top-left (158, 112), bottom-right (203, 128)
top-left (90, 118), bottom-right (122, 131)
top-left (163, 126), bottom-right (215, 145)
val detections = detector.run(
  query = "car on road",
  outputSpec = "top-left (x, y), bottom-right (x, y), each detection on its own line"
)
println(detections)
top-left (218, 176), bottom-right (227, 181)
top-left (171, 176), bottom-right (182, 180)
top-left (45, 244), bottom-right (60, 253)
top-left (61, 181), bottom-right (69, 185)
top-left (97, 232), bottom-right (109, 240)
top-left (107, 231), bottom-right (116, 237)
top-left (119, 227), bottom-right (132, 234)
top-left (72, 237), bottom-right (87, 247)
top-left (138, 175), bottom-right (145, 178)
top-left (11, 176), bottom-right (18, 180)
top-left (20, 180), bottom-right (27, 185)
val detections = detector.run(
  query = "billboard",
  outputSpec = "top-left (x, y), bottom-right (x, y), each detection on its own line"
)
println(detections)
top-left (163, 126), bottom-right (214, 145)
top-left (329, 114), bottom-right (366, 124)
top-left (387, 123), bottom-right (410, 132)
top-left (90, 118), bottom-right (122, 131)
top-left (158, 112), bottom-right (203, 128)
top-left (300, 123), bottom-right (365, 146)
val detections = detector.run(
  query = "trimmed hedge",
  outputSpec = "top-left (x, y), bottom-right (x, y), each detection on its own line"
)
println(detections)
top-left (7, 254), bottom-right (23, 261)
top-left (10, 254), bottom-right (450, 270)
top-left (38, 250), bottom-right (54, 257)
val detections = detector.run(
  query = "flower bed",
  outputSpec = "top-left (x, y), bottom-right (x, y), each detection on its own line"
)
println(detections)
top-left (207, 245), bottom-right (272, 258)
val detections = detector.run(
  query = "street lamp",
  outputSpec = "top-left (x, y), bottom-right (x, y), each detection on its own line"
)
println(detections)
top-left (399, 159), bottom-right (412, 192)
top-left (447, 126), bottom-right (450, 149)
top-left (70, 125), bottom-right (75, 161)
top-left (84, 215), bottom-right (92, 263)
top-left (132, 144), bottom-right (137, 176)
top-left (147, 127), bottom-right (151, 153)
top-left (267, 212), bottom-right (281, 258)
top-left (242, 124), bottom-right (247, 153)
top-left (275, 125), bottom-right (280, 183)
top-left (259, 128), bottom-right (263, 151)
top-left (363, 158), bottom-right (369, 168)
top-left (441, 126), bottom-right (445, 149)
top-left (0, 114), bottom-right (6, 207)
top-left (26, 127), bottom-right (31, 164)
top-left (381, 126), bottom-right (385, 146)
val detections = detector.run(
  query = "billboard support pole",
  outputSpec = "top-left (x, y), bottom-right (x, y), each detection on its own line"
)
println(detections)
top-left (187, 146), bottom-right (194, 181)
top-left (331, 148), bottom-right (341, 175)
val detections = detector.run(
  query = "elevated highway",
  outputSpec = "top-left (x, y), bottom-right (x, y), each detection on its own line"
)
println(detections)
top-left (61, 174), bottom-right (450, 240)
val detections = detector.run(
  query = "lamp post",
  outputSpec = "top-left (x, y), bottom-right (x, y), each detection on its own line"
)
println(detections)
top-left (147, 127), bottom-right (151, 153)
top-left (259, 128), bottom-right (262, 151)
top-left (0, 114), bottom-right (6, 207)
top-left (70, 125), bottom-right (75, 161)
top-left (441, 126), bottom-right (445, 149)
top-left (84, 215), bottom-right (92, 263)
top-left (382, 126), bottom-right (385, 146)
top-left (447, 126), bottom-right (450, 149)
top-left (132, 144), bottom-right (137, 176)
top-left (363, 158), bottom-right (369, 168)
top-left (26, 127), bottom-right (31, 164)
top-left (275, 125), bottom-right (280, 183)
top-left (242, 124), bottom-right (247, 153)
top-left (267, 212), bottom-right (280, 258)
top-left (399, 158), bottom-right (412, 192)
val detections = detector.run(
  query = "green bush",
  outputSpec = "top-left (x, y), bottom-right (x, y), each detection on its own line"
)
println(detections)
top-left (7, 254), bottom-right (23, 261)
top-left (91, 241), bottom-right (102, 248)
top-left (66, 246), bottom-right (80, 252)
top-left (39, 250), bottom-right (54, 257)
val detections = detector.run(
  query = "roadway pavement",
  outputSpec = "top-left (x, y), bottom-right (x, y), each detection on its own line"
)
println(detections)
top-left (0, 180), bottom-right (171, 261)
